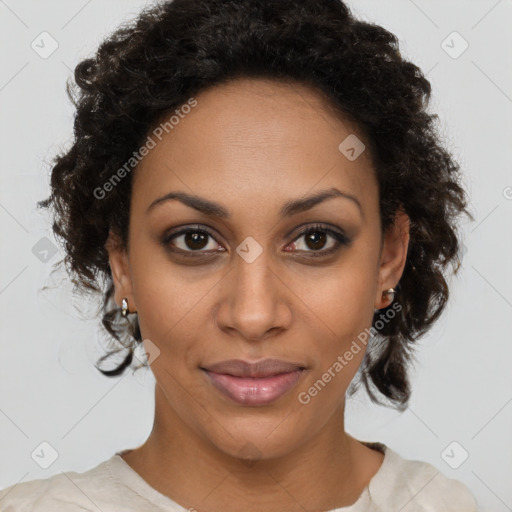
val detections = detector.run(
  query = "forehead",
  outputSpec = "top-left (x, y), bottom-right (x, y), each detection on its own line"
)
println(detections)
top-left (132, 77), bottom-right (376, 217)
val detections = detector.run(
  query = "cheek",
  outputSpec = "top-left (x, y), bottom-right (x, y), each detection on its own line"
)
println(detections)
top-left (296, 244), bottom-right (379, 393)
top-left (304, 246), bottom-right (379, 336)
top-left (312, 269), bottom-right (374, 327)
top-left (133, 279), bottom-right (200, 366)
top-left (128, 245), bottom-right (199, 361)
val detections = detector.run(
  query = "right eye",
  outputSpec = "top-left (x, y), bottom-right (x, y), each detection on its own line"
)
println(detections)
top-left (161, 225), bottom-right (225, 255)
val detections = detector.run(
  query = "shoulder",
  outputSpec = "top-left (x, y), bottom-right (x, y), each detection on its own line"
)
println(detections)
top-left (369, 444), bottom-right (478, 511)
top-left (0, 457), bottom-right (116, 511)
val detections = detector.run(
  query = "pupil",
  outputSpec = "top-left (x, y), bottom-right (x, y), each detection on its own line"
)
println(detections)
top-left (307, 231), bottom-right (326, 250)
top-left (186, 232), bottom-right (207, 250)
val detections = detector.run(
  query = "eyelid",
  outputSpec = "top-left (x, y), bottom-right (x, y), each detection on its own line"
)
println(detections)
top-left (287, 222), bottom-right (347, 240)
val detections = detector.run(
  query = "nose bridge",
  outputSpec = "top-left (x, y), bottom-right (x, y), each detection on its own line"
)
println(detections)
top-left (234, 243), bottom-right (276, 310)
top-left (233, 228), bottom-right (275, 288)
top-left (219, 240), bottom-right (288, 340)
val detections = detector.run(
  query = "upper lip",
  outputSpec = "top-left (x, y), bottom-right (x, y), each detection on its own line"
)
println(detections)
top-left (202, 359), bottom-right (305, 378)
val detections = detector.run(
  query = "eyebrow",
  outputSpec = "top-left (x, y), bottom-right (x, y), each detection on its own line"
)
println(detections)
top-left (146, 187), bottom-right (363, 219)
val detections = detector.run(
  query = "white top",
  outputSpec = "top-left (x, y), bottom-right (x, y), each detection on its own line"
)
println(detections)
top-left (0, 442), bottom-right (478, 511)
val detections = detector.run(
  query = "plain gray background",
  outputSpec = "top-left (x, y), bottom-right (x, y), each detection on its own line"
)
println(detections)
top-left (0, 1), bottom-right (511, 510)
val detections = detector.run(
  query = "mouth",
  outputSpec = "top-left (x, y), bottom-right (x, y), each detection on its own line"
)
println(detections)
top-left (201, 358), bottom-right (307, 406)
top-left (202, 371), bottom-right (306, 406)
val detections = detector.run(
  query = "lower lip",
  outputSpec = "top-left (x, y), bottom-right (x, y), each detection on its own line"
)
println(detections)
top-left (203, 369), bottom-right (304, 406)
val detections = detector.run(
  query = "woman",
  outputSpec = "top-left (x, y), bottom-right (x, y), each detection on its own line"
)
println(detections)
top-left (0, 0), bottom-right (478, 510)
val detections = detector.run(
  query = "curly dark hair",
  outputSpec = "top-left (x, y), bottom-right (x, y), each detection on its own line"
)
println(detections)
top-left (38, 0), bottom-right (472, 411)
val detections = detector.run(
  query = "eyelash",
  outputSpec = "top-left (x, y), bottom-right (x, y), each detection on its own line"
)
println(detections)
top-left (161, 223), bottom-right (351, 258)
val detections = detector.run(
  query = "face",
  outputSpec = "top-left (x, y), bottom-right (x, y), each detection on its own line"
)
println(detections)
top-left (107, 78), bottom-right (409, 460)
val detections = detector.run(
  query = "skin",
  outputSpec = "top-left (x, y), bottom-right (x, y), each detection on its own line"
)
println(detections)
top-left (107, 77), bottom-right (410, 512)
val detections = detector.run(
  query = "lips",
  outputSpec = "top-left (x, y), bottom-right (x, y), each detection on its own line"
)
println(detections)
top-left (203, 358), bottom-right (304, 378)
top-left (201, 359), bottom-right (306, 406)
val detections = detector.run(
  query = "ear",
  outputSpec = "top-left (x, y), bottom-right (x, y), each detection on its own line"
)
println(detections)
top-left (374, 208), bottom-right (410, 310)
top-left (105, 230), bottom-right (137, 313)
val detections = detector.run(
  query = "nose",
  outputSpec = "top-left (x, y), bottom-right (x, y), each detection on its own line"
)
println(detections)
top-left (215, 253), bottom-right (293, 342)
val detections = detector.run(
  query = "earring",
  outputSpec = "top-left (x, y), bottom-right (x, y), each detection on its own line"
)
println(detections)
top-left (382, 288), bottom-right (396, 304)
top-left (121, 298), bottom-right (129, 317)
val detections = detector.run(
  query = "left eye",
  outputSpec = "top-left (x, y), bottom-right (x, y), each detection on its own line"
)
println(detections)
top-left (290, 226), bottom-right (347, 254)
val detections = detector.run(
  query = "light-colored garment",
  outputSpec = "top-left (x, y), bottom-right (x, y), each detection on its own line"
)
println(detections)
top-left (0, 441), bottom-right (478, 511)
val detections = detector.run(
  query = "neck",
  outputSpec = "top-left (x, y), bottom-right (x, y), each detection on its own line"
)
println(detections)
top-left (121, 384), bottom-right (379, 512)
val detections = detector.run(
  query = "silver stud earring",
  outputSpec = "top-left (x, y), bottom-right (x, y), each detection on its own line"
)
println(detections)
top-left (121, 298), bottom-right (129, 317)
top-left (382, 288), bottom-right (396, 303)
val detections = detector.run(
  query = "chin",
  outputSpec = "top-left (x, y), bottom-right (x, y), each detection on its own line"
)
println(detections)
top-left (199, 411), bottom-right (308, 463)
